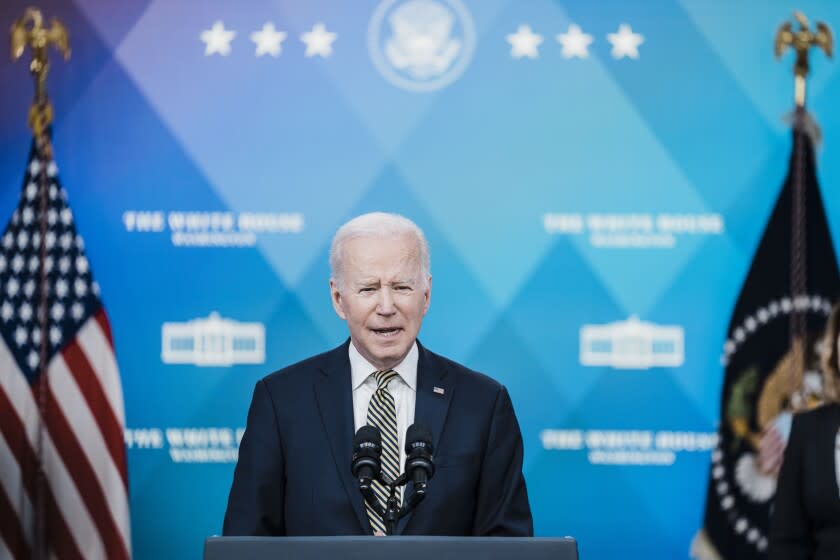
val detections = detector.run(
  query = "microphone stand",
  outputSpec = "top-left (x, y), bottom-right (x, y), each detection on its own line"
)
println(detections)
top-left (361, 471), bottom-right (428, 535)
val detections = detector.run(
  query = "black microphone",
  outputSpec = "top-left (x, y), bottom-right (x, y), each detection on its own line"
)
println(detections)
top-left (351, 425), bottom-right (382, 493)
top-left (404, 424), bottom-right (435, 493)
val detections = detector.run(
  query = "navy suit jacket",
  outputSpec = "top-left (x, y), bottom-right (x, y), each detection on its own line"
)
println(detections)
top-left (222, 340), bottom-right (533, 536)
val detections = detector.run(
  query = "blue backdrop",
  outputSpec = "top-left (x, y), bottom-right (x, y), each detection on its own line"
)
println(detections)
top-left (2, 0), bottom-right (840, 558)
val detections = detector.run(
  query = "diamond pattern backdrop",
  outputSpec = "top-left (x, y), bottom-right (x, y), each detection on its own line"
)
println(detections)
top-left (2, 0), bottom-right (840, 558)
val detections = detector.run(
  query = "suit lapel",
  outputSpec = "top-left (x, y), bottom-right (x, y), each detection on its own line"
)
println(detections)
top-left (396, 341), bottom-right (453, 534)
top-left (314, 341), bottom-right (370, 533)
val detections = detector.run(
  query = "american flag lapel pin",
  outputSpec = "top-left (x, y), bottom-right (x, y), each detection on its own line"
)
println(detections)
top-left (433, 386), bottom-right (445, 396)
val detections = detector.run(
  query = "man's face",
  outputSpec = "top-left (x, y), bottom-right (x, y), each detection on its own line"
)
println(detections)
top-left (330, 234), bottom-right (431, 371)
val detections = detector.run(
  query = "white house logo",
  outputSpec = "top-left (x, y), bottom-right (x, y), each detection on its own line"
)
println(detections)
top-left (368, 0), bottom-right (476, 92)
top-left (161, 312), bottom-right (265, 367)
top-left (579, 316), bottom-right (684, 369)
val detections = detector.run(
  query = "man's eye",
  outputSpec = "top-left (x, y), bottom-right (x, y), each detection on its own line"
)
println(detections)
top-left (360, 287), bottom-right (375, 293)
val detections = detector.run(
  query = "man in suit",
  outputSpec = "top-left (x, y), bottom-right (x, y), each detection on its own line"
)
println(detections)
top-left (223, 212), bottom-right (532, 536)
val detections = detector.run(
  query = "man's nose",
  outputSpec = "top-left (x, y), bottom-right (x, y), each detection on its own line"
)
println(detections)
top-left (376, 287), bottom-right (396, 314)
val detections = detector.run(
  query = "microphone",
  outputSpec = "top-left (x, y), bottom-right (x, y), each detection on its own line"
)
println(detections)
top-left (404, 424), bottom-right (435, 494)
top-left (351, 425), bottom-right (382, 493)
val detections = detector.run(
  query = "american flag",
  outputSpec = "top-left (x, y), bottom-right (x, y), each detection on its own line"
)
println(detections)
top-left (0, 140), bottom-right (131, 559)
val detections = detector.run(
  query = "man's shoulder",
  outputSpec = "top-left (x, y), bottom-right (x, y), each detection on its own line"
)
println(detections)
top-left (260, 343), bottom-right (345, 389)
top-left (423, 346), bottom-right (504, 395)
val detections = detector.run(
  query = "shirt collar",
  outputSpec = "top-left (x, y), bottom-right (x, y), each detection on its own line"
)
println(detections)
top-left (349, 340), bottom-right (418, 392)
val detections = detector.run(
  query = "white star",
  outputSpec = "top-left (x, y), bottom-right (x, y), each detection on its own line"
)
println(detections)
top-left (59, 256), bottom-right (70, 274)
top-left (607, 24), bottom-right (644, 59)
top-left (24, 279), bottom-right (34, 298)
top-left (60, 232), bottom-right (72, 250)
top-left (50, 325), bottom-right (62, 345)
top-left (17, 231), bottom-right (29, 249)
top-left (3, 233), bottom-right (13, 249)
top-left (71, 302), bottom-right (84, 321)
top-left (506, 24), bottom-right (543, 59)
top-left (27, 350), bottom-right (38, 369)
top-left (6, 278), bottom-right (19, 297)
top-left (26, 183), bottom-right (37, 201)
top-left (92, 282), bottom-right (100, 296)
top-left (20, 302), bottom-right (32, 322)
top-left (47, 209), bottom-right (57, 225)
top-left (201, 21), bottom-right (236, 56)
top-left (49, 185), bottom-right (57, 200)
top-left (60, 208), bottom-right (73, 225)
top-left (11, 211), bottom-right (18, 225)
top-left (251, 22), bottom-right (286, 57)
top-left (557, 24), bottom-right (593, 59)
top-left (75, 236), bottom-right (85, 251)
top-left (56, 279), bottom-right (68, 299)
top-left (51, 302), bottom-right (64, 321)
top-left (47, 161), bottom-right (58, 177)
top-left (28, 255), bottom-right (39, 273)
top-left (0, 256), bottom-right (5, 272)
top-left (76, 256), bottom-right (89, 274)
top-left (1, 301), bottom-right (13, 321)
top-left (45, 232), bottom-right (56, 249)
top-left (74, 278), bottom-right (88, 297)
top-left (300, 23), bottom-right (337, 58)
top-left (32, 327), bottom-right (40, 345)
top-left (11, 256), bottom-right (23, 274)
top-left (44, 256), bottom-right (53, 273)
top-left (15, 326), bottom-right (27, 346)
top-left (28, 160), bottom-right (40, 176)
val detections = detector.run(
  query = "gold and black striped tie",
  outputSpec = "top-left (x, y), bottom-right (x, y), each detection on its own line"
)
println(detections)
top-left (365, 369), bottom-right (401, 534)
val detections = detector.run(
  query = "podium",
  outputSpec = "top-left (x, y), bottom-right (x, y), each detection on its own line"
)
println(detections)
top-left (204, 536), bottom-right (579, 560)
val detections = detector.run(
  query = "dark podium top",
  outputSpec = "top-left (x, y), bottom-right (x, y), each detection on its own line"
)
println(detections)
top-left (204, 536), bottom-right (579, 560)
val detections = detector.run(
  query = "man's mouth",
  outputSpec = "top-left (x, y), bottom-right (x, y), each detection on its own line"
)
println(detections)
top-left (371, 327), bottom-right (402, 338)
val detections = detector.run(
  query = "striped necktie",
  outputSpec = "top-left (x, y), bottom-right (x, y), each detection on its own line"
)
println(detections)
top-left (365, 369), bottom-right (401, 534)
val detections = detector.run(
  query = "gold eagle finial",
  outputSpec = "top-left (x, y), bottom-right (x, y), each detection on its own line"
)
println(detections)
top-left (10, 7), bottom-right (71, 138)
top-left (775, 11), bottom-right (832, 107)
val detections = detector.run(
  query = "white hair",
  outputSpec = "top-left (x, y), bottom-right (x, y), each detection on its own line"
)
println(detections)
top-left (330, 212), bottom-right (430, 289)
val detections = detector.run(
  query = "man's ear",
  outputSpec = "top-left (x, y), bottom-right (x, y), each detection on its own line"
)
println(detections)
top-left (422, 275), bottom-right (432, 316)
top-left (330, 278), bottom-right (347, 320)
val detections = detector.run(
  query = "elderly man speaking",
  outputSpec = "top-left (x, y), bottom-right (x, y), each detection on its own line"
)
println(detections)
top-left (223, 212), bottom-right (532, 537)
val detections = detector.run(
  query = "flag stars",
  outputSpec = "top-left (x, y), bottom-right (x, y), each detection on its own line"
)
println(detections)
top-left (76, 256), bottom-right (89, 274)
top-left (46, 160), bottom-right (58, 177)
top-left (31, 327), bottom-right (40, 345)
top-left (14, 326), bottom-right (27, 346)
top-left (71, 302), bottom-right (84, 321)
top-left (55, 278), bottom-right (68, 299)
top-left (60, 208), bottom-right (72, 226)
top-left (28, 255), bottom-right (39, 274)
top-left (301, 23), bottom-right (337, 58)
top-left (20, 302), bottom-right (32, 322)
top-left (7, 278), bottom-right (19, 297)
top-left (201, 21), bottom-right (236, 56)
top-left (51, 302), bottom-right (64, 321)
top-left (28, 160), bottom-right (40, 176)
top-left (1, 301), bottom-right (13, 321)
top-left (27, 350), bottom-right (38, 369)
top-left (607, 24), bottom-right (644, 59)
top-left (60, 232), bottom-right (73, 251)
top-left (45, 232), bottom-right (56, 249)
top-left (59, 256), bottom-right (71, 275)
top-left (74, 278), bottom-right (87, 297)
top-left (0, 255), bottom-right (5, 272)
top-left (17, 230), bottom-right (29, 249)
top-left (12, 255), bottom-right (24, 274)
top-left (3, 233), bottom-right (13, 249)
top-left (49, 325), bottom-right (62, 346)
top-left (26, 183), bottom-right (37, 201)
top-left (251, 22), bottom-right (287, 57)
top-left (557, 24), bottom-right (593, 59)
top-left (47, 209), bottom-right (57, 225)
top-left (506, 24), bottom-right (543, 59)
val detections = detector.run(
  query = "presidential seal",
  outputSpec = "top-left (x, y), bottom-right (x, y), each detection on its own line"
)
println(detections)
top-left (368, 0), bottom-right (476, 92)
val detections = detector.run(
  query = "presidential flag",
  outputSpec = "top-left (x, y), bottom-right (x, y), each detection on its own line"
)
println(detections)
top-left (693, 110), bottom-right (840, 559)
top-left (0, 139), bottom-right (131, 559)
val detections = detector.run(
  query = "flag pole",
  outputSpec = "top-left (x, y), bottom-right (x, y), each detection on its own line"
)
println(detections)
top-left (10, 9), bottom-right (70, 559)
top-left (774, 12), bottom-right (833, 403)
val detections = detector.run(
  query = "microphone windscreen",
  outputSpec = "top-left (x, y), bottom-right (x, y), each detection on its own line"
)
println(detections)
top-left (355, 425), bottom-right (382, 449)
top-left (405, 424), bottom-right (433, 454)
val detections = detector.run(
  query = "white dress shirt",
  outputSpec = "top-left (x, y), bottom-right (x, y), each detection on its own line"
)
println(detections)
top-left (350, 340), bottom-right (417, 481)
